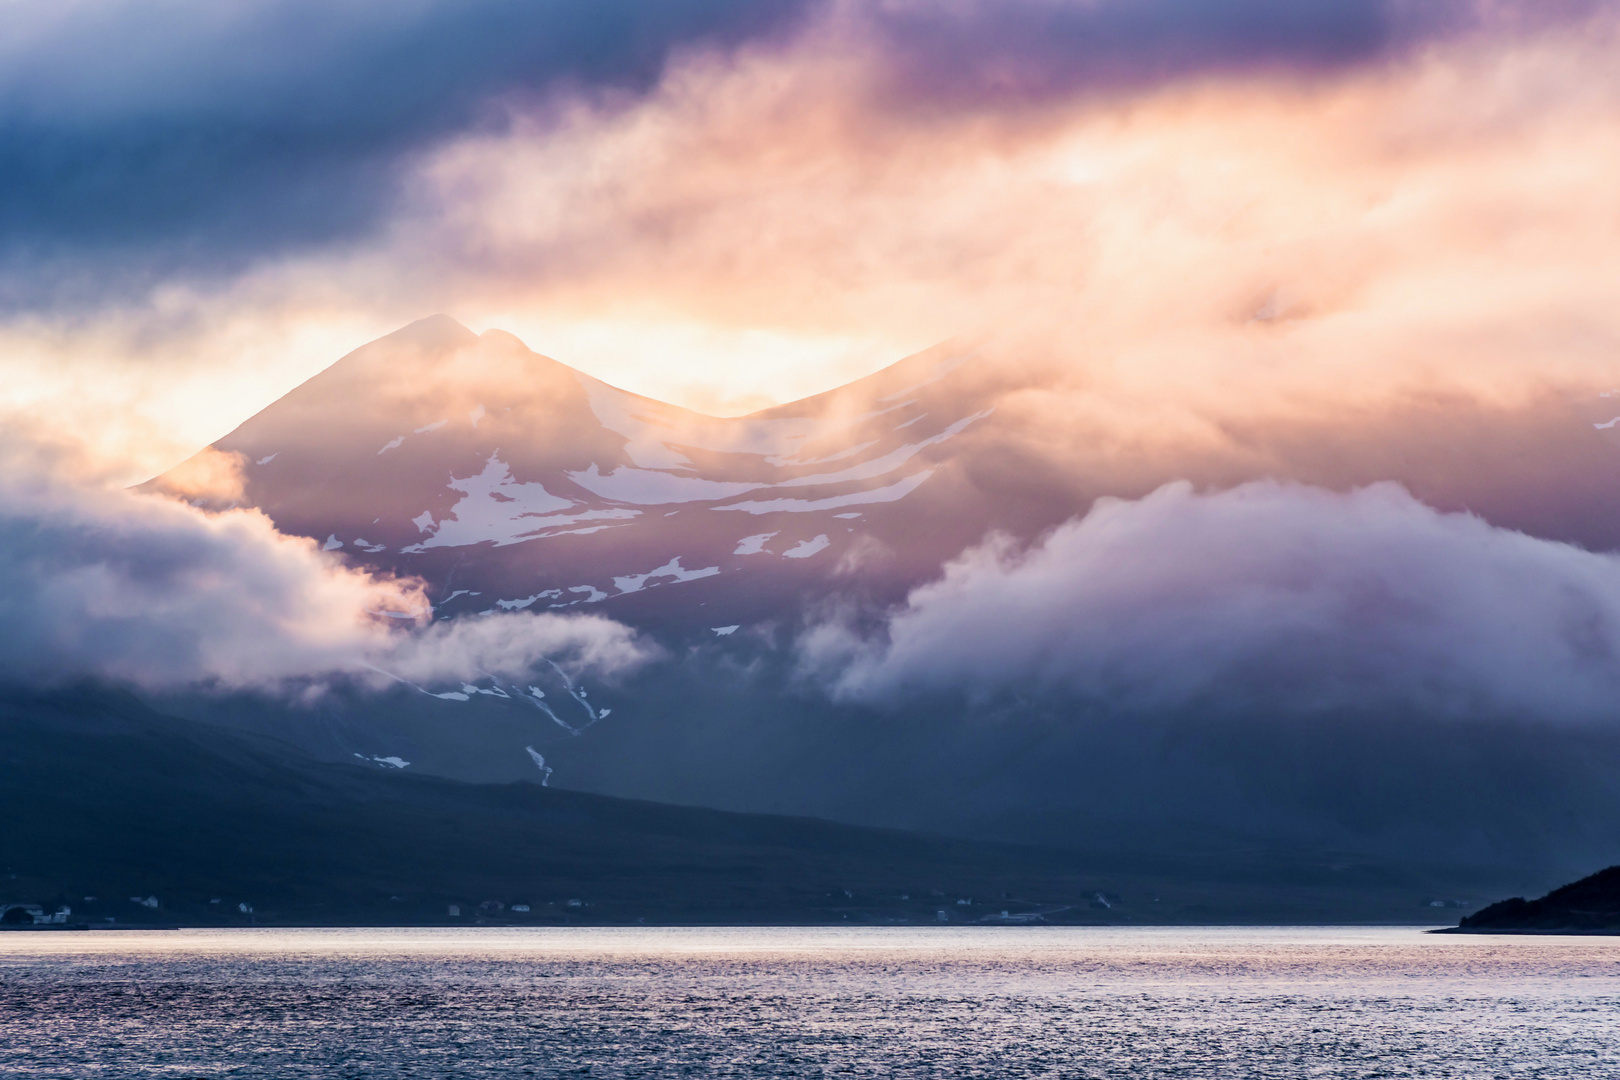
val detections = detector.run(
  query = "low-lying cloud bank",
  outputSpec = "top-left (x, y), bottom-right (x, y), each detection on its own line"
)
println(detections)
top-left (802, 481), bottom-right (1620, 722)
top-left (0, 461), bottom-right (648, 692)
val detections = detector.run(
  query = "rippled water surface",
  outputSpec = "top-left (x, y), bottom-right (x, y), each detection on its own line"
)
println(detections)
top-left (2, 926), bottom-right (1617, 1078)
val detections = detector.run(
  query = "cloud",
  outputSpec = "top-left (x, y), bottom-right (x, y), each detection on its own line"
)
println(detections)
top-left (802, 480), bottom-right (1620, 722)
top-left (866, 2), bottom-right (1620, 108)
top-left (0, 451), bottom-right (649, 691)
top-left (864, 0), bottom-right (1428, 104)
top-left (9, 4), bottom-right (1620, 482)
top-left (0, 0), bottom-right (1596, 301)
top-left (0, 0), bottom-right (812, 295)
top-left (143, 446), bottom-right (248, 504)
top-left (402, 7), bottom-right (1620, 415)
top-left (379, 610), bottom-right (647, 688)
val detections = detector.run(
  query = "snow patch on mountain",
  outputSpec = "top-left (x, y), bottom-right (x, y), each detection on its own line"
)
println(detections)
top-left (715, 470), bottom-right (934, 515)
top-left (774, 410), bottom-right (989, 488)
top-left (563, 585), bottom-right (608, 604)
top-left (783, 535), bottom-right (831, 559)
top-left (567, 409), bottom-right (987, 509)
top-left (459, 681), bottom-right (510, 699)
top-left (613, 557), bottom-right (722, 594)
top-left (580, 381), bottom-right (698, 469)
top-left (525, 746), bottom-right (553, 785)
top-left (555, 522), bottom-right (635, 538)
top-left (734, 532), bottom-right (777, 555)
top-left (567, 463), bottom-right (762, 504)
top-left (497, 590), bottom-right (563, 611)
top-left (406, 453), bottom-right (593, 549)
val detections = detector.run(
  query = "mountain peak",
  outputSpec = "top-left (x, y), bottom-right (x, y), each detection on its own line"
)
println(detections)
top-left (161, 320), bottom-right (1001, 641)
top-left (384, 314), bottom-right (479, 351)
top-left (477, 327), bottom-right (531, 350)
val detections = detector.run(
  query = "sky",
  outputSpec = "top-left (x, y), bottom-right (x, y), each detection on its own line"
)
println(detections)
top-left (3, 0), bottom-right (1618, 482)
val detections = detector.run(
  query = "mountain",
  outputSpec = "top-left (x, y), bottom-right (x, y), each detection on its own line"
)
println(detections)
top-left (141, 316), bottom-right (1620, 912)
top-left (0, 684), bottom-right (1487, 925)
top-left (1447, 866), bottom-right (1620, 934)
top-left (155, 315), bottom-right (1620, 642)
top-left (149, 315), bottom-right (1036, 635)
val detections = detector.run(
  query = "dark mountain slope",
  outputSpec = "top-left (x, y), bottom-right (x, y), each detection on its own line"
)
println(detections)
top-left (0, 685), bottom-right (1521, 925)
top-left (1, 684), bottom-right (1077, 925)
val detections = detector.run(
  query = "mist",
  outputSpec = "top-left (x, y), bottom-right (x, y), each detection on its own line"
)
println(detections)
top-left (0, 446), bottom-right (648, 693)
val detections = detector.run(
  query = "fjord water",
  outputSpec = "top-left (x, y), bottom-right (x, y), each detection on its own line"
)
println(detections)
top-left (1, 927), bottom-right (1614, 1078)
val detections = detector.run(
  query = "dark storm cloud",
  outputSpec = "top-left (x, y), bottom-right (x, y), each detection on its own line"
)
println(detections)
top-left (862, 0), bottom-right (1610, 106)
top-left (870, 0), bottom-right (1385, 104)
top-left (2, 0), bottom-right (1602, 307)
top-left (0, 0), bottom-right (811, 303)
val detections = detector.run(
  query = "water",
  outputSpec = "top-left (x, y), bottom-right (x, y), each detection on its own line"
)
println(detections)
top-left (1, 926), bottom-right (1616, 1078)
